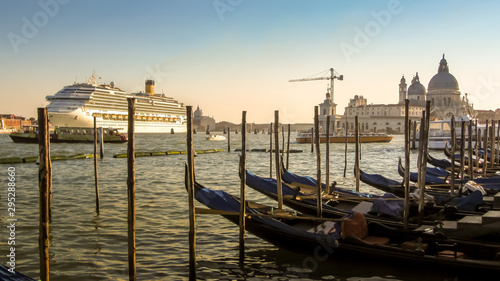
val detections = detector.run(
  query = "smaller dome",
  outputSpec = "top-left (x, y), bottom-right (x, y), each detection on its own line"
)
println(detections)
top-left (408, 73), bottom-right (426, 96)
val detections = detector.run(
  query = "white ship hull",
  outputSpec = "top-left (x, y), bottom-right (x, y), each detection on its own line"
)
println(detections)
top-left (48, 110), bottom-right (187, 134)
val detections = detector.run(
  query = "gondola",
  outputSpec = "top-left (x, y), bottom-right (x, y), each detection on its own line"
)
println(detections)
top-left (281, 163), bottom-right (376, 199)
top-left (444, 145), bottom-right (493, 170)
top-left (427, 154), bottom-right (452, 169)
top-left (187, 168), bottom-right (500, 272)
top-left (358, 169), bottom-right (413, 197)
top-left (359, 168), bottom-right (453, 198)
top-left (400, 156), bottom-right (500, 195)
top-left (397, 158), bottom-right (448, 185)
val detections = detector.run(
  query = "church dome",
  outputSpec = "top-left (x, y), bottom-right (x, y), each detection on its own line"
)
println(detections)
top-left (428, 55), bottom-right (459, 91)
top-left (408, 73), bottom-right (426, 96)
top-left (194, 105), bottom-right (203, 118)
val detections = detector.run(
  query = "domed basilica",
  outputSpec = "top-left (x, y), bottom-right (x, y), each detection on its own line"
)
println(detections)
top-left (400, 54), bottom-right (473, 120)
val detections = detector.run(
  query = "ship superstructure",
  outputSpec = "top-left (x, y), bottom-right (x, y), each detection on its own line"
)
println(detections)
top-left (46, 74), bottom-right (187, 133)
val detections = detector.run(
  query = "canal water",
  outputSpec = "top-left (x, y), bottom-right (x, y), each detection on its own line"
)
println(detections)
top-left (0, 132), bottom-right (478, 280)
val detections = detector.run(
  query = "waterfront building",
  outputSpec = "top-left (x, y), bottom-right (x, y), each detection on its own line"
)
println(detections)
top-left (0, 114), bottom-right (32, 132)
top-left (338, 74), bottom-right (425, 134)
top-left (193, 106), bottom-right (216, 132)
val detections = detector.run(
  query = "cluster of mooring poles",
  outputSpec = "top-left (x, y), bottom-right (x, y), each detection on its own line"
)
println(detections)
top-left (35, 98), bottom-right (136, 281)
top-left (185, 105), bottom-right (371, 280)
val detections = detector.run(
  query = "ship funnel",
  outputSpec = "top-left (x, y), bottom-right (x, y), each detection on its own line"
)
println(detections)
top-left (145, 80), bottom-right (155, 96)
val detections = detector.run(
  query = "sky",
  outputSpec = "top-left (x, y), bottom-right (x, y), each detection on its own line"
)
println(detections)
top-left (1, 0), bottom-right (499, 124)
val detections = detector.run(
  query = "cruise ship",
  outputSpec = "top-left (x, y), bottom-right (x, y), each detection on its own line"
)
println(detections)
top-left (46, 74), bottom-right (187, 133)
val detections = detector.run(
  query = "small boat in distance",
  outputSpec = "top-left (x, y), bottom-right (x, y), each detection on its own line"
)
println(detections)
top-left (9, 126), bottom-right (127, 143)
top-left (296, 131), bottom-right (393, 143)
top-left (206, 134), bottom-right (226, 141)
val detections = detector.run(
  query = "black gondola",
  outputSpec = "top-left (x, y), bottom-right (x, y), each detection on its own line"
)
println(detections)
top-left (427, 153), bottom-right (452, 169)
top-left (359, 168), bottom-right (413, 197)
top-left (397, 157), bottom-right (448, 185)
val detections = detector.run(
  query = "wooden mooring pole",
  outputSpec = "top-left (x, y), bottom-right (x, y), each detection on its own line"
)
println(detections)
top-left (186, 106), bottom-right (196, 280)
top-left (239, 111), bottom-right (247, 265)
top-left (281, 125), bottom-right (285, 161)
top-left (38, 107), bottom-right (50, 281)
top-left (310, 127), bottom-right (314, 153)
top-left (417, 101), bottom-right (430, 225)
top-left (484, 120), bottom-right (489, 177)
top-left (412, 120), bottom-right (417, 149)
top-left (275, 112), bottom-right (283, 209)
top-left (459, 121), bottom-right (466, 197)
top-left (286, 124), bottom-right (291, 170)
top-left (403, 100), bottom-right (411, 230)
top-left (94, 117), bottom-right (100, 215)
top-left (468, 121), bottom-right (474, 179)
top-left (450, 116), bottom-right (456, 197)
top-left (227, 127), bottom-right (231, 152)
top-left (99, 127), bottom-right (104, 158)
top-left (497, 120), bottom-right (500, 166)
top-left (355, 116), bottom-right (360, 193)
top-left (343, 118), bottom-right (348, 178)
top-left (491, 120), bottom-right (495, 168)
top-left (476, 127), bottom-right (481, 174)
top-left (47, 111), bottom-right (52, 220)
top-left (314, 106), bottom-right (322, 216)
top-left (126, 98), bottom-right (137, 281)
top-left (326, 115), bottom-right (331, 194)
top-left (269, 123), bottom-right (273, 178)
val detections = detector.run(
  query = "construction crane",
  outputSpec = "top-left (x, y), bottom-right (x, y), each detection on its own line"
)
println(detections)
top-left (289, 68), bottom-right (343, 102)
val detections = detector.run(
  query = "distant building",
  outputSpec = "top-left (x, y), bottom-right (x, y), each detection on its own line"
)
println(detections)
top-left (343, 90), bottom-right (424, 133)
top-left (336, 74), bottom-right (425, 134)
top-left (0, 114), bottom-right (31, 131)
top-left (193, 106), bottom-right (216, 132)
top-left (474, 109), bottom-right (500, 124)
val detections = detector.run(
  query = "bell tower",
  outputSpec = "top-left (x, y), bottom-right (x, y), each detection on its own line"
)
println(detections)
top-left (399, 75), bottom-right (407, 104)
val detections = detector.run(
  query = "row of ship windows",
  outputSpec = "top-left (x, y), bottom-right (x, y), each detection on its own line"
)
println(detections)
top-left (91, 113), bottom-right (182, 123)
top-left (85, 106), bottom-right (185, 116)
top-left (87, 101), bottom-right (184, 112)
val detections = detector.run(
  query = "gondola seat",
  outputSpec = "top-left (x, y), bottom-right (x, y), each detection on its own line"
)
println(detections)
top-left (341, 212), bottom-right (390, 245)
